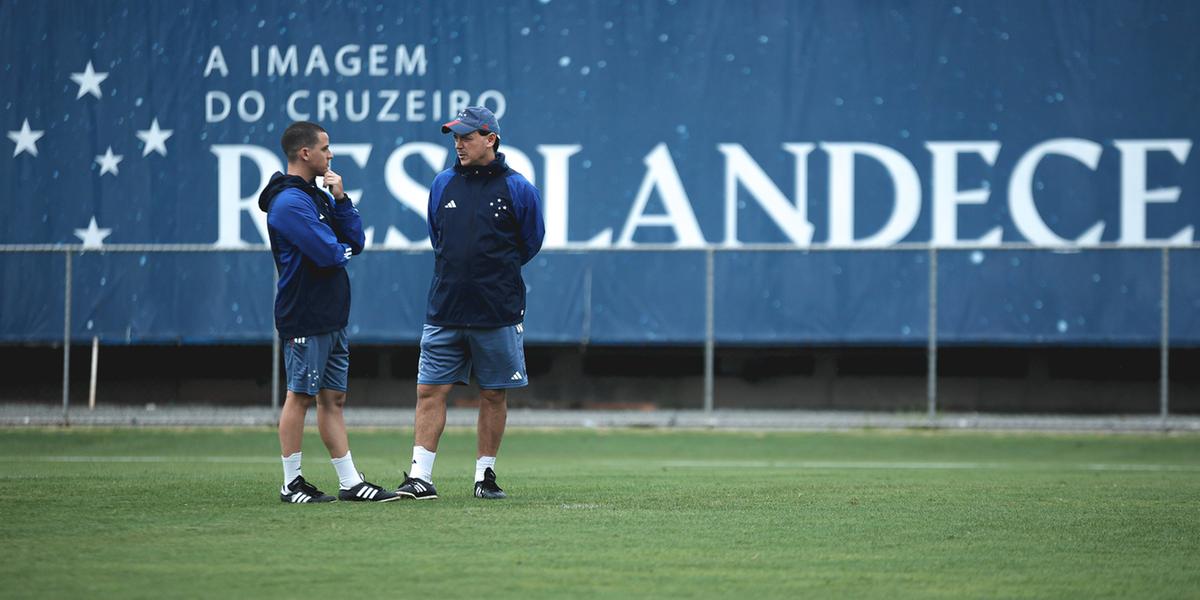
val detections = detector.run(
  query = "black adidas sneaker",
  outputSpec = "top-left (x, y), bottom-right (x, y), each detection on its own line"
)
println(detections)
top-left (474, 467), bottom-right (507, 499)
top-left (280, 475), bottom-right (336, 503)
top-left (339, 475), bottom-right (400, 502)
top-left (395, 472), bottom-right (438, 500)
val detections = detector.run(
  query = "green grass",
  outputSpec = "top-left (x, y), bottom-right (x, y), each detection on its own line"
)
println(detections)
top-left (1, 428), bottom-right (1198, 599)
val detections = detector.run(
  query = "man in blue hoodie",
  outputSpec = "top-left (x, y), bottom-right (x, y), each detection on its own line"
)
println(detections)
top-left (395, 107), bottom-right (545, 501)
top-left (258, 121), bottom-right (397, 504)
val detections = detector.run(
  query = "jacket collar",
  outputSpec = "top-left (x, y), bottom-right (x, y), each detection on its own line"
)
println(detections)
top-left (257, 171), bottom-right (329, 212)
top-left (454, 152), bottom-right (509, 178)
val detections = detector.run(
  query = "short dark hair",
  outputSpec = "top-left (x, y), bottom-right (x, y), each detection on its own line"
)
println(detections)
top-left (452, 129), bottom-right (501, 153)
top-left (281, 121), bottom-right (326, 161)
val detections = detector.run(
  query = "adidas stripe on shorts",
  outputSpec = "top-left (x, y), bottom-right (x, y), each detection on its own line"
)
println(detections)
top-left (417, 323), bottom-right (528, 389)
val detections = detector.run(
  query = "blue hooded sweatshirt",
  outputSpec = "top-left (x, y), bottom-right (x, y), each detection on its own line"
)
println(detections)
top-left (258, 172), bottom-right (365, 339)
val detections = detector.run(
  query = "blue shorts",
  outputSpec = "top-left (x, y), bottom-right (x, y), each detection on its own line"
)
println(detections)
top-left (417, 323), bottom-right (528, 389)
top-left (283, 329), bottom-right (350, 396)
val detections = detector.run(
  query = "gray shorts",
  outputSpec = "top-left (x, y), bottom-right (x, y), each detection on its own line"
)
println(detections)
top-left (283, 328), bottom-right (349, 396)
top-left (417, 323), bottom-right (528, 389)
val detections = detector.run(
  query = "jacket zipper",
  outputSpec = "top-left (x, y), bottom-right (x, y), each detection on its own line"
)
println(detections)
top-left (463, 174), bottom-right (483, 328)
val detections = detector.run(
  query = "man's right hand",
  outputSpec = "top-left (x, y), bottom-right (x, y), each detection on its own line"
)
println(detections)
top-left (323, 169), bottom-right (345, 201)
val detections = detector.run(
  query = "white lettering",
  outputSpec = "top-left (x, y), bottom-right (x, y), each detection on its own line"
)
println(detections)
top-left (502, 146), bottom-right (536, 188)
top-left (211, 144), bottom-right (281, 247)
top-left (618, 144), bottom-right (705, 247)
top-left (448, 90), bottom-right (470, 118)
top-left (303, 46), bottom-right (330, 76)
top-left (396, 45), bottom-right (427, 76)
top-left (237, 91), bottom-right (265, 122)
top-left (539, 144), bottom-right (611, 248)
top-left (245, 45), bottom-right (427, 78)
top-left (267, 45), bottom-right (298, 77)
top-left (824, 142), bottom-right (921, 247)
top-left (1114, 139), bottom-right (1193, 245)
top-left (203, 46), bottom-right (228, 78)
top-left (431, 90), bottom-right (442, 121)
top-left (406, 90), bottom-right (426, 122)
top-left (477, 90), bottom-right (507, 120)
top-left (381, 226), bottom-right (413, 248)
top-left (383, 142), bottom-right (447, 247)
top-left (345, 91), bottom-right (370, 122)
top-left (368, 44), bottom-right (388, 76)
top-left (377, 90), bottom-right (401, 122)
top-left (1009, 138), bottom-right (1105, 246)
top-left (719, 143), bottom-right (815, 246)
top-left (286, 90), bottom-right (310, 121)
top-left (328, 144), bottom-right (372, 205)
top-left (317, 90), bottom-right (338, 121)
top-left (927, 141), bottom-right (1003, 246)
top-left (203, 137), bottom-right (1194, 250)
top-left (335, 45), bottom-right (362, 76)
top-left (205, 91), bottom-right (231, 123)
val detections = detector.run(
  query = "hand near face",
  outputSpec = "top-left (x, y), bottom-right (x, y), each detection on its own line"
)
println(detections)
top-left (323, 169), bottom-right (344, 200)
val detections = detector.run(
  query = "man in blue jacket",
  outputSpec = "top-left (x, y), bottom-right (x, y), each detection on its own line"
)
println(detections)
top-left (258, 121), bottom-right (397, 503)
top-left (395, 107), bottom-right (545, 500)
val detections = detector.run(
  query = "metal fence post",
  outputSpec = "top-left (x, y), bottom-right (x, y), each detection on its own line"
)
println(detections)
top-left (704, 247), bottom-right (715, 413)
top-left (88, 336), bottom-right (99, 410)
top-left (62, 251), bottom-right (72, 423)
top-left (582, 263), bottom-right (593, 346)
top-left (927, 247), bottom-right (938, 418)
top-left (1160, 247), bottom-right (1170, 420)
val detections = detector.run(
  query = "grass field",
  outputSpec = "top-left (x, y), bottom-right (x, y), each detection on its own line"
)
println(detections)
top-left (1, 427), bottom-right (1198, 599)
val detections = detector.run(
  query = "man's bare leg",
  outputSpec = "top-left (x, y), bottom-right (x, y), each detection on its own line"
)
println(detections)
top-left (279, 391), bottom-right (314, 457)
top-left (316, 389), bottom-right (369, 490)
top-left (315, 389), bottom-right (349, 458)
top-left (401, 383), bottom-right (453, 492)
top-left (415, 384), bottom-right (452, 451)
top-left (477, 388), bottom-right (507, 458)
top-left (473, 388), bottom-right (509, 498)
top-left (278, 391), bottom-right (314, 492)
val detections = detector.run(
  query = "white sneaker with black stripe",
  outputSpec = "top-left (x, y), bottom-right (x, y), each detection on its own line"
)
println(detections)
top-left (395, 471), bottom-right (438, 500)
top-left (280, 475), bottom-right (336, 504)
top-left (338, 474), bottom-right (400, 502)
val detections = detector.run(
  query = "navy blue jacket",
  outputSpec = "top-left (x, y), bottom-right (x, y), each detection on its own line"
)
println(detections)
top-left (426, 153), bottom-right (545, 328)
top-left (258, 172), bottom-right (365, 339)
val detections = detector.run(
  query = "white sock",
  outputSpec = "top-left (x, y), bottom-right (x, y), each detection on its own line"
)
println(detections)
top-left (475, 456), bottom-right (496, 483)
top-left (331, 452), bottom-right (364, 489)
top-left (282, 451), bottom-right (302, 489)
top-left (410, 445), bottom-right (436, 483)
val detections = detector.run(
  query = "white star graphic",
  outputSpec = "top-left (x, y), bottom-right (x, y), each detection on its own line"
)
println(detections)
top-left (74, 217), bottom-right (112, 248)
top-left (136, 118), bottom-right (173, 157)
top-left (95, 146), bottom-right (123, 176)
top-left (7, 119), bottom-right (44, 157)
top-left (70, 61), bottom-right (109, 100)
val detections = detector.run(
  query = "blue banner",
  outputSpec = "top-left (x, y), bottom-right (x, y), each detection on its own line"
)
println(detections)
top-left (2, 1), bottom-right (1198, 345)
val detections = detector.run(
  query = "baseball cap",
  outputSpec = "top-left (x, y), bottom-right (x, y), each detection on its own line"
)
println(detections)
top-left (441, 106), bottom-right (500, 137)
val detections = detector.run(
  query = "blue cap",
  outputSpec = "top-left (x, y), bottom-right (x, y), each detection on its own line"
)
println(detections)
top-left (441, 106), bottom-right (500, 137)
